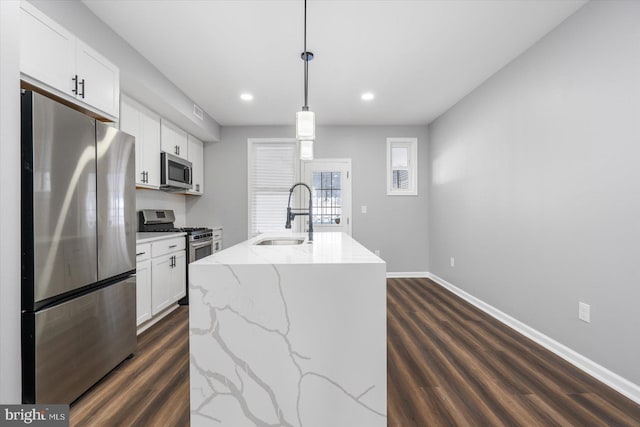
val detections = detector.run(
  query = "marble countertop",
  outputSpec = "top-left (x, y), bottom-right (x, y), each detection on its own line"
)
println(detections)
top-left (136, 232), bottom-right (186, 244)
top-left (192, 232), bottom-right (384, 265)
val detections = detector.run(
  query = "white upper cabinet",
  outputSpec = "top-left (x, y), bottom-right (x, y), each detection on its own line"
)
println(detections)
top-left (120, 95), bottom-right (161, 189)
top-left (161, 119), bottom-right (188, 160)
top-left (186, 134), bottom-right (204, 195)
top-left (20, 2), bottom-right (75, 95)
top-left (19, 2), bottom-right (120, 120)
top-left (76, 39), bottom-right (120, 118)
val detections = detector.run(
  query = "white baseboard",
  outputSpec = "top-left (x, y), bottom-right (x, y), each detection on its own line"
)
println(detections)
top-left (427, 273), bottom-right (640, 405)
top-left (386, 271), bottom-right (430, 279)
top-left (136, 304), bottom-right (180, 336)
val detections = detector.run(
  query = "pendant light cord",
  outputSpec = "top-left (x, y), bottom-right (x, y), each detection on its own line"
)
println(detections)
top-left (303, 0), bottom-right (309, 109)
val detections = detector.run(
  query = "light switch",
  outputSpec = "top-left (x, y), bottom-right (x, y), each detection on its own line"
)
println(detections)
top-left (361, 206), bottom-right (367, 214)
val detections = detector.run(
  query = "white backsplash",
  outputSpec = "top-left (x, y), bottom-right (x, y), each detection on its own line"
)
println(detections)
top-left (136, 188), bottom-right (186, 227)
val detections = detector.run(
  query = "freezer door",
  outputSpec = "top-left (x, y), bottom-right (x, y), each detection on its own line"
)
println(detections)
top-left (96, 122), bottom-right (136, 280)
top-left (24, 277), bottom-right (136, 404)
top-left (29, 92), bottom-right (98, 303)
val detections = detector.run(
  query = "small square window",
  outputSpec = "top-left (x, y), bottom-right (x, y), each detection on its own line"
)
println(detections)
top-left (387, 138), bottom-right (417, 196)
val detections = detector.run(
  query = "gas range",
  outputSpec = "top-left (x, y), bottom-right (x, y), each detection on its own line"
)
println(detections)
top-left (138, 211), bottom-right (213, 241)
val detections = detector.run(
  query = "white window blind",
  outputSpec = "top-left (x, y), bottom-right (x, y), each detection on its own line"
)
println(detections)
top-left (249, 140), bottom-right (298, 237)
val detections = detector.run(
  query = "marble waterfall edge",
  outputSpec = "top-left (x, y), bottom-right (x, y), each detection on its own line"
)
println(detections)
top-left (189, 232), bottom-right (387, 426)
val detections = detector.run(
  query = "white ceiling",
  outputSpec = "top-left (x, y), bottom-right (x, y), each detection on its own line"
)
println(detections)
top-left (83, 0), bottom-right (586, 126)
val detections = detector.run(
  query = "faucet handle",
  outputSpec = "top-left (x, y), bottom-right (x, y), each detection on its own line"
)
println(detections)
top-left (285, 207), bottom-right (292, 229)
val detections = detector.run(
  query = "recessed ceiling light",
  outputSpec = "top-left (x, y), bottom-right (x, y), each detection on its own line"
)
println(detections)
top-left (361, 92), bottom-right (375, 101)
top-left (240, 93), bottom-right (254, 101)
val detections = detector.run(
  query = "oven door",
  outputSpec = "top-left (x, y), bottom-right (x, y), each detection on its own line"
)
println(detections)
top-left (189, 239), bottom-right (213, 263)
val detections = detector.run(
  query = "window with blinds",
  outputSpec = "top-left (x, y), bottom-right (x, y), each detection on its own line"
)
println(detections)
top-left (248, 140), bottom-right (298, 237)
top-left (387, 137), bottom-right (418, 196)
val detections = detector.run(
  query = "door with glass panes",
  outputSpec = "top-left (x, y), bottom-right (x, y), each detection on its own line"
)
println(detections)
top-left (302, 159), bottom-right (352, 235)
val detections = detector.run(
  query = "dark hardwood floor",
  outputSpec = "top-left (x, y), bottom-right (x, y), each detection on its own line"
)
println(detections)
top-left (70, 278), bottom-right (640, 426)
top-left (387, 278), bottom-right (640, 427)
top-left (70, 307), bottom-right (190, 427)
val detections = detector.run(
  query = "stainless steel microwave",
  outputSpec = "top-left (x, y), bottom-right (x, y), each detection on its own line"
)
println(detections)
top-left (160, 152), bottom-right (193, 190)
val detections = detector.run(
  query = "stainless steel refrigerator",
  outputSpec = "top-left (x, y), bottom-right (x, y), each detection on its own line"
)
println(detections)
top-left (21, 90), bottom-right (137, 404)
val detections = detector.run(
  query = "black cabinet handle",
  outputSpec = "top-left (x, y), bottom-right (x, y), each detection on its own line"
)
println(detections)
top-left (169, 244), bottom-right (177, 248)
top-left (72, 75), bottom-right (78, 95)
top-left (136, 252), bottom-right (145, 256)
top-left (79, 79), bottom-right (85, 98)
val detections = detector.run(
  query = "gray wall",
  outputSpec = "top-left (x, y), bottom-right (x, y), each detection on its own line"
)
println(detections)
top-left (27, 0), bottom-right (220, 142)
top-left (187, 125), bottom-right (429, 273)
top-left (428, 0), bottom-right (640, 384)
top-left (0, 0), bottom-right (22, 403)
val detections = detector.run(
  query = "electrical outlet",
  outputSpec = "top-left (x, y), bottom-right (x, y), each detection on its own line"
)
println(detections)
top-left (361, 205), bottom-right (367, 214)
top-left (578, 302), bottom-right (590, 323)
top-left (450, 257), bottom-right (455, 267)
top-left (374, 250), bottom-right (380, 257)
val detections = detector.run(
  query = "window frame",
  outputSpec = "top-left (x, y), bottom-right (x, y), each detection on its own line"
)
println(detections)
top-left (386, 137), bottom-right (418, 196)
top-left (247, 138), bottom-right (300, 238)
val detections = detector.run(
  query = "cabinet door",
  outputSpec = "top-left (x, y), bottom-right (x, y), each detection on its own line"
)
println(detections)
top-left (136, 260), bottom-right (152, 326)
top-left (161, 119), bottom-right (188, 159)
top-left (119, 97), bottom-right (144, 185)
top-left (139, 108), bottom-right (161, 188)
top-left (76, 39), bottom-right (120, 118)
top-left (151, 255), bottom-right (173, 315)
top-left (187, 135), bottom-right (204, 195)
top-left (121, 96), bottom-right (161, 189)
top-left (171, 251), bottom-right (187, 301)
top-left (20, 3), bottom-right (75, 96)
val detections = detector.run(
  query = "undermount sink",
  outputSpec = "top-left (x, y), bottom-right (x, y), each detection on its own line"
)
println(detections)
top-left (254, 238), bottom-right (306, 246)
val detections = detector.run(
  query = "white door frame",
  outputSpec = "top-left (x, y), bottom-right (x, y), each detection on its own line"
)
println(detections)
top-left (302, 158), bottom-right (352, 236)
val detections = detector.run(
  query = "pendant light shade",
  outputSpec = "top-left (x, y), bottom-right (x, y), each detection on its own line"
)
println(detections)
top-left (296, 110), bottom-right (315, 140)
top-left (300, 140), bottom-right (314, 160)
top-left (296, 0), bottom-right (315, 159)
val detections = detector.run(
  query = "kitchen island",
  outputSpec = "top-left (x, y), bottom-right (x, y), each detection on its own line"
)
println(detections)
top-left (189, 232), bottom-right (387, 426)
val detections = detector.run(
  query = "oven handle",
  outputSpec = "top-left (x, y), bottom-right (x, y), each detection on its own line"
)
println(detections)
top-left (191, 239), bottom-right (214, 248)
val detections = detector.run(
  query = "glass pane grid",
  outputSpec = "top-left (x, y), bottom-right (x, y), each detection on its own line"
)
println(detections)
top-left (311, 171), bottom-right (342, 225)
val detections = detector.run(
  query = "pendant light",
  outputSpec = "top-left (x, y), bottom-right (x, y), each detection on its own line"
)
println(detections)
top-left (296, 0), bottom-right (315, 159)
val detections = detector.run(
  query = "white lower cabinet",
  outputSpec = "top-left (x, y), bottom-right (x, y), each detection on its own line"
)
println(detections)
top-left (135, 259), bottom-right (152, 325)
top-left (151, 250), bottom-right (185, 315)
top-left (136, 236), bottom-right (186, 330)
top-left (135, 243), bottom-right (152, 326)
top-left (171, 251), bottom-right (187, 301)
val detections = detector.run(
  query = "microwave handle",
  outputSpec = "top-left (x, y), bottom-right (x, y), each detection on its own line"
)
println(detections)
top-left (186, 166), bottom-right (191, 184)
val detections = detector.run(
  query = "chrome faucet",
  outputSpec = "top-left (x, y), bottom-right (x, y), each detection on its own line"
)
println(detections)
top-left (285, 182), bottom-right (313, 242)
